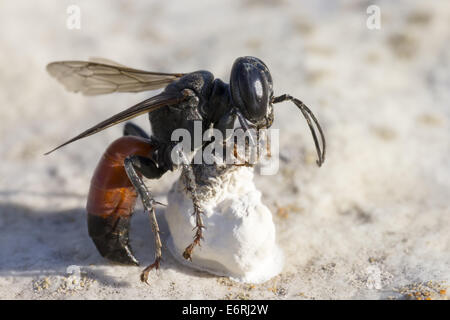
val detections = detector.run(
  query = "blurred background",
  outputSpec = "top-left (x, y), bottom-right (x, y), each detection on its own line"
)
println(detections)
top-left (0, 0), bottom-right (448, 299)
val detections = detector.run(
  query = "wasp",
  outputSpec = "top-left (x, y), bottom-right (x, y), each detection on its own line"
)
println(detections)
top-left (45, 56), bottom-right (326, 283)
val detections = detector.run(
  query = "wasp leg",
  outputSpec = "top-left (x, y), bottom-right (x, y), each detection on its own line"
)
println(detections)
top-left (265, 129), bottom-right (272, 158)
top-left (123, 122), bottom-right (150, 139)
top-left (179, 161), bottom-right (205, 261)
top-left (229, 135), bottom-right (255, 168)
top-left (232, 139), bottom-right (253, 167)
top-left (124, 123), bottom-right (166, 281)
top-left (124, 155), bottom-right (167, 284)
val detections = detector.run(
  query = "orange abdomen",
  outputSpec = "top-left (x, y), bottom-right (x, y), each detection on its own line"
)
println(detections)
top-left (86, 136), bottom-right (155, 219)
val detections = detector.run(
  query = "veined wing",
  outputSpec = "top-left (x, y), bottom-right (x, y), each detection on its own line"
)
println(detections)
top-left (47, 59), bottom-right (185, 95)
top-left (45, 90), bottom-right (189, 154)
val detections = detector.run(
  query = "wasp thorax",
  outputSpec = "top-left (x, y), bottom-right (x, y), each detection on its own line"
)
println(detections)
top-left (230, 56), bottom-right (273, 124)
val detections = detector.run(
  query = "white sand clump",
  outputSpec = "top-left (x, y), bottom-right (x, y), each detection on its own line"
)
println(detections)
top-left (165, 163), bottom-right (284, 284)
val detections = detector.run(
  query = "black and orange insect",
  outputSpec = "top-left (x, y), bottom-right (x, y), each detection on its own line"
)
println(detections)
top-left (45, 56), bottom-right (325, 283)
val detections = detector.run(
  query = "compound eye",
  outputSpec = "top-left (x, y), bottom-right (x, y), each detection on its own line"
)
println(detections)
top-left (230, 57), bottom-right (272, 123)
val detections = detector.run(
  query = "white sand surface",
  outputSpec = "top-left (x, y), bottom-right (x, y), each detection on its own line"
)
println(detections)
top-left (0, 0), bottom-right (449, 299)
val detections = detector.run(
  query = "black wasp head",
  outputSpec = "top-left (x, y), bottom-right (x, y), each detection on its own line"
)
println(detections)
top-left (230, 56), bottom-right (274, 128)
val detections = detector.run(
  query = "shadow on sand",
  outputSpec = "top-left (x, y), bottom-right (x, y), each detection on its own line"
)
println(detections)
top-left (0, 200), bottom-right (215, 288)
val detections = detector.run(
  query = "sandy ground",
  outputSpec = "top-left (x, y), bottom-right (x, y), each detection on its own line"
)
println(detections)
top-left (0, 0), bottom-right (449, 299)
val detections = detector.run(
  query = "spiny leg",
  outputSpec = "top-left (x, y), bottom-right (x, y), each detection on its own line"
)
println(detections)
top-left (124, 155), bottom-right (164, 284)
top-left (182, 166), bottom-right (205, 261)
top-left (264, 129), bottom-right (272, 159)
top-left (139, 206), bottom-right (162, 284)
top-left (124, 123), bottom-right (165, 281)
top-left (231, 131), bottom-right (257, 168)
top-left (232, 139), bottom-right (253, 167)
top-left (177, 151), bottom-right (205, 261)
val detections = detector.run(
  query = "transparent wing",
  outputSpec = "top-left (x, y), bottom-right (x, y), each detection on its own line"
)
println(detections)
top-left (45, 90), bottom-right (189, 154)
top-left (47, 59), bottom-right (185, 95)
